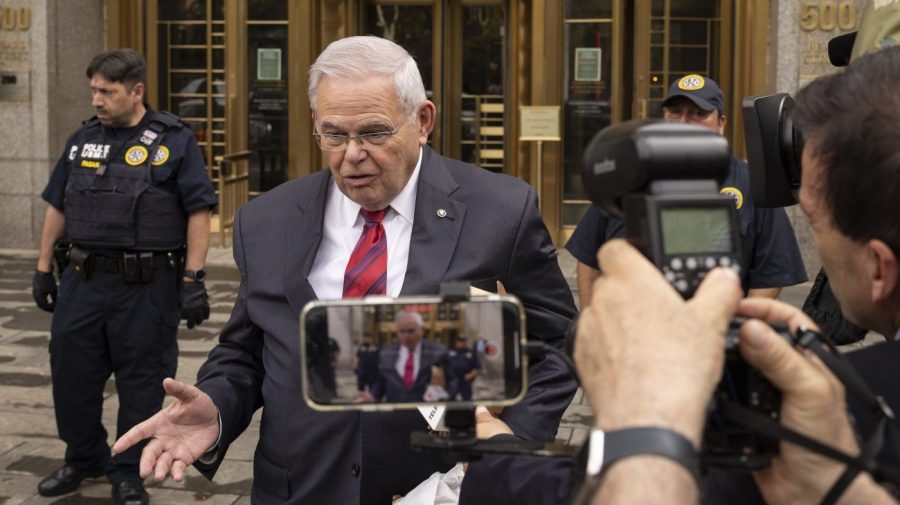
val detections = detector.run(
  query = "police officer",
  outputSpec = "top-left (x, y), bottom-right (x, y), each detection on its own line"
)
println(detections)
top-left (446, 335), bottom-right (480, 401)
top-left (31, 49), bottom-right (217, 505)
top-left (566, 74), bottom-right (807, 307)
top-left (353, 333), bottom-right (380, 393)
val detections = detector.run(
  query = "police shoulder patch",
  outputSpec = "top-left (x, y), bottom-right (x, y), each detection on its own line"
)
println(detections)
top-left (720, 186), bottom-right (744, 209)
top-left (151, 146), bottom-right (170, 166)
top-left (678, 74), bottom-right (706, 91)
top-left (125, 146), bottom-right (149, 166)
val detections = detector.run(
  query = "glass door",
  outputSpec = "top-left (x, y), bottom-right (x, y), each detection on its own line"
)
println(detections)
top-left (560, 0), bottom-right (621, 228)
top-left (150, 0), bottom-right (226, 186)
top-left (559, 0), bottom-right (731, 232)
top-left (635, 0), bottom-right (729, 121)
top-left (360, 0), bottom-right (507, 172)
top-left (246, 1), bottom-right (289, 195)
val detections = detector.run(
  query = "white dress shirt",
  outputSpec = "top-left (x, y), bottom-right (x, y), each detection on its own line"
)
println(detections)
top-left (309, 148), bottom-right (422, 300)
top-left (395, 342), bottom-right (422, 380)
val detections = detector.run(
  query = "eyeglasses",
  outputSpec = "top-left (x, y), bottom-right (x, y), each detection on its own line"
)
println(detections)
top-left (662, 106), bottom-right (716, 121)
top-left (313, 117), bottom-right (408, 151)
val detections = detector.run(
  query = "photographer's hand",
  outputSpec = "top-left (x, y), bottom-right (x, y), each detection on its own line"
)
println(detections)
top-left (576, 240), bottom-right (741, 445)
top-left (737, 298), bottom-right (897, 505)
top-left (575, 240), bottom-right (741, 505)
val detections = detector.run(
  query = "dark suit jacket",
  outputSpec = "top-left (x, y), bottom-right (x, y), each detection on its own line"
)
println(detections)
top-left (371, 340), bottom-right (448, 402)
top-left (194, 146), bottom-right (577, 504)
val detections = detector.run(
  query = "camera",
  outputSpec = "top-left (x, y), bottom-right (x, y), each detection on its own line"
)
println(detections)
top-left (742, 93), bottom-right (804, 208)
top-left (582, 119), bottom-right (780, 469)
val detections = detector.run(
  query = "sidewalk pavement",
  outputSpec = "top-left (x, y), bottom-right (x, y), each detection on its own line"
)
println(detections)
top-left (0, 247), bottom-right (820, 504)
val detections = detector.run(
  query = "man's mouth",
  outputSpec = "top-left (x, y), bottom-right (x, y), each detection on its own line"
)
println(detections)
top-left (344, 174), bottom-right (376, 187)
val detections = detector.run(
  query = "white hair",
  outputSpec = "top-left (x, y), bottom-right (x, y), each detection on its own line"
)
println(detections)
top-left (395, 310), bottom-right (424, 328)
top-left (308, 36), bottom-right (426, 117)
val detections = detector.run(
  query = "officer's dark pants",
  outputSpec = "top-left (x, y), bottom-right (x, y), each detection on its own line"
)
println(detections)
top-left (356, 372), bottom-right (378, 392)
top-left (448, 378), bottom-right (473, 400)
top-left (49, 264), bottom-right (179, 484)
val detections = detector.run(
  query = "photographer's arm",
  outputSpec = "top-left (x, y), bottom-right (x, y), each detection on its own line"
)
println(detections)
top-left (576, 262), bottom-right (600, 308)
top-left (576, 240), bottom-right (742, 505)
top-left (748, 287), bottom-right (781, 299)
top-left (737, 299), bottom-right (898, 505)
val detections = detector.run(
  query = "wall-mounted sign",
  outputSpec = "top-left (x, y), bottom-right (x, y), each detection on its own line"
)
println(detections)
top-left (0, 70), bottom-right (29, 101)
top-left (574, 47), bottom-right (602, 82)
top-left (520, 106), bottom-right (561, 141)
top-left (257, 48), bottom-right (282, 81)
top-left (0, 3), bottom-right (31, 101)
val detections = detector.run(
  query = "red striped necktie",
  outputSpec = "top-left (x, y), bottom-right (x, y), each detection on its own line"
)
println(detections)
top-left (343, 208), bottom-right (388, 298)
top-left (403, 352), bottom-right (414, 388)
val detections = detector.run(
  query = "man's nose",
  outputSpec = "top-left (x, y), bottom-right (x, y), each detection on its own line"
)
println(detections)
top-left (342, 136), bottom-right (368, 163)
top-left (91, 92), bottom-right (103, 108)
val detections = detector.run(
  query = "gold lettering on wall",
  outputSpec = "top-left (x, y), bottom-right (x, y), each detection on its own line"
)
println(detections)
top-left (0, 5), bottom-right (31, 31)
top-left (800, 0), bottom-right (857, 31)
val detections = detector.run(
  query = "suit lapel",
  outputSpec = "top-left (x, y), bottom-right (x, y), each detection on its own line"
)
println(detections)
top-left (401, 147), bottom-right (466, 296)
top-left (284, 171), bottom-right (330, 315)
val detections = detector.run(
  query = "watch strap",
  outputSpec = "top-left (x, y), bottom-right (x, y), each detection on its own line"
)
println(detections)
top-left (587, 426), bottom-right (700, 483)
top-left (184, 269), bottom-right (206, 282)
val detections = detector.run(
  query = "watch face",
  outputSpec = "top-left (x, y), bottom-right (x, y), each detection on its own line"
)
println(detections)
top-left (188, 269), bottom-right (206, 282)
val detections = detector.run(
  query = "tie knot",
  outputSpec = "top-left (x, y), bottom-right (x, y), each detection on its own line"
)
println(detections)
top-left (361, 208), bottom-right (387, 225)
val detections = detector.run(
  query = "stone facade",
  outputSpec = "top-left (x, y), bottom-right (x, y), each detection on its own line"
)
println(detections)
top-left (770, 0), bottom-right (866, 279)
top-left (0, 0), bottom-right (103, 249)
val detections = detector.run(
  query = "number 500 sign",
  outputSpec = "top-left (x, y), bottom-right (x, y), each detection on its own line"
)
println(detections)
top-left (800, 0), bottom-right (858, 31)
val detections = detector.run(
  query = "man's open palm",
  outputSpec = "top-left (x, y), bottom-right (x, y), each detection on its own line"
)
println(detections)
top-left (112, 378), bottom-right (219, 482)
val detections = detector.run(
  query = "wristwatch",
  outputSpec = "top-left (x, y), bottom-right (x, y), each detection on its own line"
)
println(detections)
top-left (585, 426), bottom-right (700, 482)
top-left (184, 269), bottom-right (207, 282)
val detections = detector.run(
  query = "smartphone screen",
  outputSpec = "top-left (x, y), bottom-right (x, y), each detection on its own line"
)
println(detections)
top-left (300, 296), bottom-right (525, 410)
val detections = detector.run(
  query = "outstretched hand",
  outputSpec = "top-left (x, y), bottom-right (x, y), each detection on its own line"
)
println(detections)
top-left (112, 378), bottom-right (220, 482)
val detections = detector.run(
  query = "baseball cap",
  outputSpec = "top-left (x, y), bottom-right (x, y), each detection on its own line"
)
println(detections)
top-left (661, 74), bottom-right (724, 113)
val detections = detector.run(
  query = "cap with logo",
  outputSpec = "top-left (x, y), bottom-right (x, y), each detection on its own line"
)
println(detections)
top-left (661, 74), bottom-right (725, 113)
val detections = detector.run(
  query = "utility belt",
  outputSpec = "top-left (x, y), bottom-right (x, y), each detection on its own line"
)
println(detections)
top-left (69, 245), bottom-right (181, 283)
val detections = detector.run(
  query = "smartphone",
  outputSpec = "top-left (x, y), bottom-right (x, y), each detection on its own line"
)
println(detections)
top-left (299, 294), bottom-right (527, 412)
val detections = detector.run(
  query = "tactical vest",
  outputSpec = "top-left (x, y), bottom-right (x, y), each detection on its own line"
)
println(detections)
top-left (64, 110), bottom-right (187, 250)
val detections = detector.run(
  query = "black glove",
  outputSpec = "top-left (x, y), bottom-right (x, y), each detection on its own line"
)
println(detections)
top-left (180, 280), bottom-right (210, 329)
top-left (32, 270), bottom-right (57, 313)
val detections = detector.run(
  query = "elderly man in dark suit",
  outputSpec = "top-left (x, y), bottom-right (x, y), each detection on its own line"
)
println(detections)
top-left (368, 311), bottom-right (448, 402)
top-left (113, 35), bottom-right (577, 504)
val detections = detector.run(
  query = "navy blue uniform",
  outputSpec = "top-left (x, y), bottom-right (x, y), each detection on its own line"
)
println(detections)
top-left (566, 157), bottom-right (807, 294)
top-left (41, 107), bottom-right (216, 484)
top-left (447, 346), bottom-right (480, 400)
top-left (355, 343), bottom-right (380, 392)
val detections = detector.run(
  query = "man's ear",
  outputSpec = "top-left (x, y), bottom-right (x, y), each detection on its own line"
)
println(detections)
top-left (416, 101), bottom-right (437, 145)
top-left (131, 82), bottom-right (145, 103)
top-left (867, 239), bottom-right (899, 303)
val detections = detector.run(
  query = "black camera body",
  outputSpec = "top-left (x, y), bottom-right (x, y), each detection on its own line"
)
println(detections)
top-left (582, 119), bottom-right (780, 469)
top-left (742, 93), bottom-right (804, 208)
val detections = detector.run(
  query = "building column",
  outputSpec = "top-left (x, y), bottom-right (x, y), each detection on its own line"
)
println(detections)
top-left (0, 0), bottom-right (104, 249)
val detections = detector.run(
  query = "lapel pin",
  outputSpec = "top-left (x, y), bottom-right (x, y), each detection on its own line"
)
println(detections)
top-left (436, 209), bottom-right (447, 218)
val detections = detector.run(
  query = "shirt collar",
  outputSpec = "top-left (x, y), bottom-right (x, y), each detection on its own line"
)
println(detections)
top-left (332, 146), bottom-right (423, 226)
